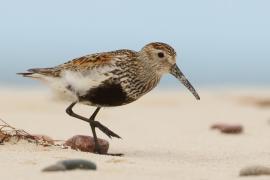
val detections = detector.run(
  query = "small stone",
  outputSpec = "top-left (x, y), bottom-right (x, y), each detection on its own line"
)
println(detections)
top-left (241, 97), bottom-right (270, 108)
top-left (240, 165), bottom-right (270, 176)
top-left (254, 100), bottom-right (270, 108)
top-left (64, 135), bottom-right (109, 154)
top-left (211, 123), bottom-right (243, 134)
top-left (42, 159), bottom-right (97, 172)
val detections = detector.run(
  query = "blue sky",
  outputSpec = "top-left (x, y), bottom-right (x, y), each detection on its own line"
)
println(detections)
top-left (0, 0), bottom-right (269, 87)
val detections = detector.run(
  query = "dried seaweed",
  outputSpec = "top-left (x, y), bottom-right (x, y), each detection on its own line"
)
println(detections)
top-left (0, 118), bottom-right (55, 146)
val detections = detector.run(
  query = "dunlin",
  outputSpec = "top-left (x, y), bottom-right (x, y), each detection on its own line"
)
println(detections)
top-left (18, 42), bottom-right (200, 155)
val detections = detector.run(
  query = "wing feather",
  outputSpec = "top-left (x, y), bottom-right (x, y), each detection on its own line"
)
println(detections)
top-left (17, 49), bottom-right (137, 78)
top-left (58, 49), bottom-right (137, 72)
top-left (17, 49), bottom-right (138, 101)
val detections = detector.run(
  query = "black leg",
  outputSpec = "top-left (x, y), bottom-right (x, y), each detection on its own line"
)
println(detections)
top-left (66, 102), bottom-right (121, 139)
top-left (89, 107), bottom-right (124, 156)
top-left (88, 107), bottom-right (123, 156)
top-left (88, 107), bottom-right (102, 153)
top-left (66, 102), bottom-right (123, 156)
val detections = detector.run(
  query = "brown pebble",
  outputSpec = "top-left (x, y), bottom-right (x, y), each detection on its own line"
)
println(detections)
top-left (211, 123), bottom-right (243, 134)
top-left (240, 165), bottom-right (270, 176)
top-left (240, 97), bottom-right (270, 108)
top-left (256, 100), bottom-right (270, 108)
top-left (64, 135), bottom-right (109, 154)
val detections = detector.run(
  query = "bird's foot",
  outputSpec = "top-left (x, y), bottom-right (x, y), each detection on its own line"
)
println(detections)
top-left (93, 121), bottom-right (121, 139)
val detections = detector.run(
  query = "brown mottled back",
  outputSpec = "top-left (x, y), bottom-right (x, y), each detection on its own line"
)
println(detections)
top-left (22, 49), bottom-right (138, 78)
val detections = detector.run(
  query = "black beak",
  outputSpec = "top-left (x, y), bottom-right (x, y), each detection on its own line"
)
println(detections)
top-left (170, 64), bottom-right (200, 100)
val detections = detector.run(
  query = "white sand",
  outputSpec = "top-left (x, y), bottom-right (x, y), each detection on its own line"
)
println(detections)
top-left (0, 87), bottom-right (270, 180)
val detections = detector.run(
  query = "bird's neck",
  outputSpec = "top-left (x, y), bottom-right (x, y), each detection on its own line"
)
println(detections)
top-left (123, 57), bottom-right (162, 100)
top-left (134, 63), bottom-right (162, 97)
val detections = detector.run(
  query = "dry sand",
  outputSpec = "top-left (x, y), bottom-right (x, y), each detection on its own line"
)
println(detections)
top-left (0, 87), bottom-right (270, 180)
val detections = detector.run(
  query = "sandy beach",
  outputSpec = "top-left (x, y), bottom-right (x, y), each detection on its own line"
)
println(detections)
top-left (0, 87), bottom-right (270, 180)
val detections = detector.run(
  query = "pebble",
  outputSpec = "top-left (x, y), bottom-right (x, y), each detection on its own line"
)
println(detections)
top-left (42, 159), bottom-right (97, 172)
top-left (64, 135), bottom-right (109, 154)
top-left (211, 123), bottom-right (243, 134)
top-left (254, 100), bottom-right (270, 108)
top-left (239, 165), bottom-right (270, 176)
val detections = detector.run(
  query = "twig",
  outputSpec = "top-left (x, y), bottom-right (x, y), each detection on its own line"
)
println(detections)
top-left (0, 118), bottom-right (56, 146)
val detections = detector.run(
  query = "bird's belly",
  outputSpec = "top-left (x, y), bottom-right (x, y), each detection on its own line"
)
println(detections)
top-left (78, 83), bottom-right (134, 107)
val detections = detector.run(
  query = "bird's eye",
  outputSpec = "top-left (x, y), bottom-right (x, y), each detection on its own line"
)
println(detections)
top-left (157, 52), bottom-right (164, 58)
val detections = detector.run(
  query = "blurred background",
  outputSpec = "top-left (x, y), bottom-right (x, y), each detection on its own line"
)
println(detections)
top-left (0, 0), bottom-right (269, 88)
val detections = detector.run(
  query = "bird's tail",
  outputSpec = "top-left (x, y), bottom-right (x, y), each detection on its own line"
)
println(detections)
top-left (17, 68), bottom-right (59, 78)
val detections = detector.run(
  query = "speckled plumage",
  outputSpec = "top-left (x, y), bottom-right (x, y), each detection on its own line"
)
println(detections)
top-left (18, 42), bottom-right (200, 155)
top-left (19, 43), bottom-right (180, 106)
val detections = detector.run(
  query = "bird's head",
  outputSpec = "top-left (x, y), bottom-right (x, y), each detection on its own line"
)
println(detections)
top-left (140, 42), bottom-right (200, 100)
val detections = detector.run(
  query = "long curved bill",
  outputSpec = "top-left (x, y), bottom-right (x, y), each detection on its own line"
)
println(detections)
top-left (170, 64), bottom-right (200, 100)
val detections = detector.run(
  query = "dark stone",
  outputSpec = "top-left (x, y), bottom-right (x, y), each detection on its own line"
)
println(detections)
top-left (42, 159), bottom-right (97, 172)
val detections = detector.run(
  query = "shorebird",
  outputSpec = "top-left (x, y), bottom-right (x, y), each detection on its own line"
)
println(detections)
top-left (18, 42), bottom-right (200, 155)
